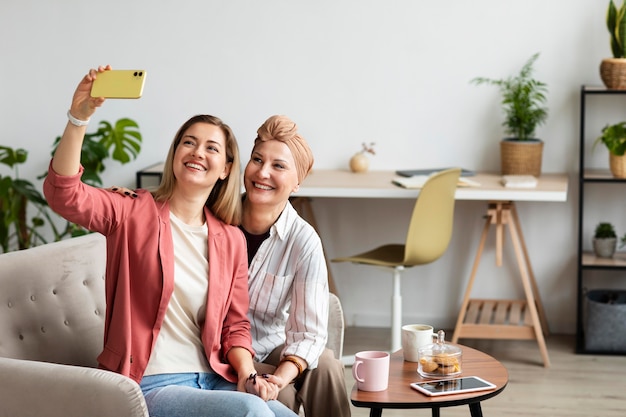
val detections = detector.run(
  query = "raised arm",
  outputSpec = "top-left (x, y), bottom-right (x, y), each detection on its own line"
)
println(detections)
top-left (51, 65), bottom-right (109, 176)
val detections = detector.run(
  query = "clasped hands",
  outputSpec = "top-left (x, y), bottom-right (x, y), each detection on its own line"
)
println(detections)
top-left (242, 372), bottom-right (288, 401)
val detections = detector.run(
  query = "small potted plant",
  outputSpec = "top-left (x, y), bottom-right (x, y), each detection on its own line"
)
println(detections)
top-left (471, 53), bottom-right (548, 177)
top-left (600, 0), bottom-right (626, 90)
top-left (593, 222), bottom-right (617, 258)
top-left (593, 121), bottom-right (626, 178)
top-left (349, 142), bottom-right (375, 173)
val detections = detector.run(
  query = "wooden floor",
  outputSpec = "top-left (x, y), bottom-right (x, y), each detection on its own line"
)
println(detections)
top-left (342, 327), bottom-right (626, 417)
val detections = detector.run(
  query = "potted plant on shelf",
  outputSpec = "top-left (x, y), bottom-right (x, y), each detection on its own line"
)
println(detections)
top-left (593, 222), bottom-right (617, 258)
top-left (593, 120), bottom-right (626, 178)
top-left (600, 0), bottom-right (626, 89)
top-left (471, 52), bottom-right (548, 177)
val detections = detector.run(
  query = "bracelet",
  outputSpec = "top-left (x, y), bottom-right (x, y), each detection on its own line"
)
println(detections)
top-left (281, 355), bottom-right (304, 377)
top-left (67, 110), bottom-right (90, 127)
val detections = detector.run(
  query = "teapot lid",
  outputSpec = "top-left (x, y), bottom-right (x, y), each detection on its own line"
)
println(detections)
top-left (419, 330), bottom-right (461, 355)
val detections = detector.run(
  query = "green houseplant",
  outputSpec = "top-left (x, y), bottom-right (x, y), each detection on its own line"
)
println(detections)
top-left (593, 222), bottom-right (617, 258)
top-left (0, 118), bottom-right (142, 253)
top-left (44, 118), bottom-right (143, 187)
top-left (0, 146), bottom-right (52, 252)
top-left (41, 117), bottom-right (143, 238)
top-left (601, 0), bottom-right (626, 89)
top-left (593, 121), bottom-right (626, 178)
top-left (472, 52), bottom-right (548, 176)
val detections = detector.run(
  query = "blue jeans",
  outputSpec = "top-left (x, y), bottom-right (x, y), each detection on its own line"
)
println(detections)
top-left (140, 373), bottom-right (298, 417)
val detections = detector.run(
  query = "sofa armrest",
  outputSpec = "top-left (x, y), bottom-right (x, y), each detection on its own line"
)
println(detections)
top-left (326, 292), bottom-right (345, 360)
top-left (0, 357), bottom-right (148, 417)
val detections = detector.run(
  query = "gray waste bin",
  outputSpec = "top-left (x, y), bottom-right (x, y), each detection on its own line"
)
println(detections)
top-left (585, 289), bottom-right (626, 351)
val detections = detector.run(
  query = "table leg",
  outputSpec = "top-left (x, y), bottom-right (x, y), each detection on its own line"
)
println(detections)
top-left (369, 408), bottom-right (383, 417)
top-left (431, 407), bottom-right (441, 417)
top-left (469, 402), bottom-right (483, 417)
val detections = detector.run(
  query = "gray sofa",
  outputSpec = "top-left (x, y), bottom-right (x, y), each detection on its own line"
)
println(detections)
top-left (0, 233), bottom-right (344, 417)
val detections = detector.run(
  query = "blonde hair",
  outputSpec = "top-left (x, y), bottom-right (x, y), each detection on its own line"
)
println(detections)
top-left (152, 115), bottom-right (242, 225)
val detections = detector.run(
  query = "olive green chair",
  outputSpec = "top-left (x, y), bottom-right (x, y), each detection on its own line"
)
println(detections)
top-left (332, 168), bottom-right (461, 352)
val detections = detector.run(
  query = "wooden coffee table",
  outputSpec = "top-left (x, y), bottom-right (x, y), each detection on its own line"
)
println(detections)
top-left (351, 345), bottom-right (508, 417)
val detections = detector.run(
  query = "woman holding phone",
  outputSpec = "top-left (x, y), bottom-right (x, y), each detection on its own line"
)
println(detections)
top-left (43, 65), bottom-right (296, 417)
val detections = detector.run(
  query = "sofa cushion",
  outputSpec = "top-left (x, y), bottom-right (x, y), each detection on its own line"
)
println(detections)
top-left (0, 233), bottom-right (106, 367)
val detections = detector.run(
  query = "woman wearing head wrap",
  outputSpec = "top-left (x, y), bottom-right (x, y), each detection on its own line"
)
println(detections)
top-left (241, 115), bottom-right (351, 417)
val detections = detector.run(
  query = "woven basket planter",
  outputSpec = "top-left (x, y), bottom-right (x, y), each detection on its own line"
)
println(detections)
top-left (500, 139), bottom-right (544, 177)
top-left (600, 58), bottom-right (626, 90)
top-left (609, 153), bottom-right (626, 178)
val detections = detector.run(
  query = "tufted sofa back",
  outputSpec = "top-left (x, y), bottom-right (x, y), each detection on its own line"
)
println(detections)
top-left (0, 233), bottom-right (107, 368)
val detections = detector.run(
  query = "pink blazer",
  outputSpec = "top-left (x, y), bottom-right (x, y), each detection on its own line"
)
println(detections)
top-left (44, 164), bottom-right (252, 383)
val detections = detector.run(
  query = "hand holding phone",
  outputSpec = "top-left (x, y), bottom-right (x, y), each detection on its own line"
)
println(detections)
top-left (90, 70), bottom-right (147, 99)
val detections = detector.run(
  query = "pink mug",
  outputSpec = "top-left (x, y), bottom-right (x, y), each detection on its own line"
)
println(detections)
top-left (352, 350), bottom-right (390, 391)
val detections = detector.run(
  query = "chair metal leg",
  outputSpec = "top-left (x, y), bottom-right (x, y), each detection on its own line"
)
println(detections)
top-left (391, 266), bottom-right (403, 352)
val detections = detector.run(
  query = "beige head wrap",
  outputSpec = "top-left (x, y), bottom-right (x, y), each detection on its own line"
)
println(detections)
top-left (255, 115), bottom-right (314, 183)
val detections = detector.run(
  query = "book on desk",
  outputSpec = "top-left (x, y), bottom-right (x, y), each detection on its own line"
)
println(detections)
top-left (500, 175), bottom-right (538, 188)
top-left (395, 168), bottom-right (476, 177)
top-left (392, 175), bottom-right (481, 189)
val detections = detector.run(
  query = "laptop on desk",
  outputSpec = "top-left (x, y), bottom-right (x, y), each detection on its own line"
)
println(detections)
top-left (395, 168), bottom-right (476, 177)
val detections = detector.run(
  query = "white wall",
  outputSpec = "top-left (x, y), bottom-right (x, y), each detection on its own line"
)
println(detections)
top-left (1, 0), bottom-right (617, 334)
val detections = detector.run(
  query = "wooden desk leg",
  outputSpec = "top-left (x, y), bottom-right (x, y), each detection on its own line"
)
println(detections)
top-left (468, 402), bottom-right (483, 417)
top-left (451, 202), bottom-right (551, 368)
top-left (510, 203), bottom-right (550, 338)
top-left (431, 407), bottom-right (441, 417)
top-left (369, 408), bottom-right (383, 417)
top-left (506, 204), bottom-right (551, 366)
top-left (290, 197), bottom-right (338, 296)
top-left (451, 210), bottom-right (493, 344)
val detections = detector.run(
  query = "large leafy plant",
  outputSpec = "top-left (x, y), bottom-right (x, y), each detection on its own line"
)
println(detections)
top-left (45, 118), bottom-right (142, 186)
top-left (471, 53), bottom-right (548, 141)
top-left (0, 118), bottom-right (142, 253)
top-left (0, 146), bottom-right (51, 251)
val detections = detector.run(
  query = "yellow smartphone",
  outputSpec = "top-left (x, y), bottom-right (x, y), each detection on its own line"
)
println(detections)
top-left (90, 70), bottom-right (147, 99)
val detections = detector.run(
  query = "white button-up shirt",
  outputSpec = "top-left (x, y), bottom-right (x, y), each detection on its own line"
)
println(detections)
top-left (248, 201), bottom-right (329, 369)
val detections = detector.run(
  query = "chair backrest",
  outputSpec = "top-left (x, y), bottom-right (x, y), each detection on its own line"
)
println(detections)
top-left (402, 168), bottom-right (461, 265)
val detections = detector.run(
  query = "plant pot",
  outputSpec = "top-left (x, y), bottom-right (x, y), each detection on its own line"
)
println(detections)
top-left (609, 153), bottom-right (626, 178)
top-left (593, 237), bottom-right (617, 258)
top-left (600, 58), bottom-right (626, 90)
top-left (500, 138), bottom-right (543, 177)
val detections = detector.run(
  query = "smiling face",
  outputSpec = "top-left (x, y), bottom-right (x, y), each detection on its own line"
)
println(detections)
top-left (244, 139), bottom-right (300, 208)
top-left (172, 122), bottom-right (231, 193)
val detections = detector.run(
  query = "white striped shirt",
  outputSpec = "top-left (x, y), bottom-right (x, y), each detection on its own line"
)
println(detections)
top-left (248, 201), bottom-right (329, 368)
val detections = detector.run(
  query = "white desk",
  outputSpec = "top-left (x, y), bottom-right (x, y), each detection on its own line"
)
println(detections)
top-left (291, 170), bottom-right (568, 366)
top-left (293, 170), bottom-right (568, 201)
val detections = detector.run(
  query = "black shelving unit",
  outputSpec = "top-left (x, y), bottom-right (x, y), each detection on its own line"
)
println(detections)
top-left (576, 85), bottom-right (626, 355)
